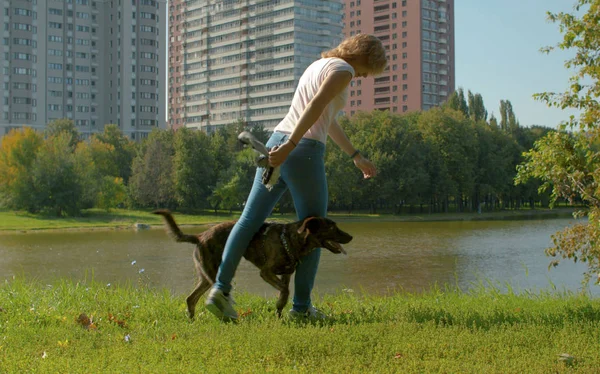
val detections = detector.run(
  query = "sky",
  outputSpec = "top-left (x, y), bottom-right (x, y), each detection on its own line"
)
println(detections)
top-left (454, 0), bottom-right (581, 128)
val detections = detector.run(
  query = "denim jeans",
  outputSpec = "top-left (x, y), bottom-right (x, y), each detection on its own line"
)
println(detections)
top-left (214, 131), bottom-right (327, 312)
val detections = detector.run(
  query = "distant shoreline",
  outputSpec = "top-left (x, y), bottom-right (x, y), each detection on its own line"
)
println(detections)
top-left (0, 207), bottom-right (580, 235)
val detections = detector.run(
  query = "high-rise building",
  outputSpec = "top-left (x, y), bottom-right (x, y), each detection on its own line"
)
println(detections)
top-left (343, 0), bottom-right (455, 116)
top-left (168, 0), bottom-right (344, 131)
top-left (0, 0), bottom-right (167, 140)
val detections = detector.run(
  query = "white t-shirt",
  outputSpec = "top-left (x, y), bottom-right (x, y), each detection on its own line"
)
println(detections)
top-left (273, 57), bottom-right (355, 144)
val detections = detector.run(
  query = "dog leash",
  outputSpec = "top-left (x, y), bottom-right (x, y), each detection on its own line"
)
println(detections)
top-left (260, 224), bottom-right (300, 268)
top-left (280, 226), bottom-right (299, 267)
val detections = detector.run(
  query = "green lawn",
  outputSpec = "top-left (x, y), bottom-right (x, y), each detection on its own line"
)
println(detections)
top-left (0, 278), bottom-right (598, 373)
top-left (0, 209), bottom-right (241, 232)
top-left (0, 207), bottom-right (577, 233)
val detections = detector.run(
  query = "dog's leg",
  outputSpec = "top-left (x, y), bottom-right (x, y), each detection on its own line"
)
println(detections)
top-left (259, 270), bottom-right (286, 291)
top-left (186, 277), bottom-right (211, 319)
top-left (276, 274), bottom-right (291, 318)
top-left (260, 270), bottom-right (292, 318)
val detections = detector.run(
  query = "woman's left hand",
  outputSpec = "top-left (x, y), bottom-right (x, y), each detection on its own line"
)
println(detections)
top-left (353, 155), bottom-right (377, 179)
top-left (268, 141), bottom-right (295, 167)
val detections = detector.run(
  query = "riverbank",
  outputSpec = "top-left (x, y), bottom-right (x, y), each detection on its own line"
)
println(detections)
top-left (0, 207), bottom-right (579, 234)
top-left (0, 278), bottom-right (598, 373)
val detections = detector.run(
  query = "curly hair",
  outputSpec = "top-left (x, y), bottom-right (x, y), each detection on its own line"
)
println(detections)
top-left (321, 34), bottom-right (387, 75)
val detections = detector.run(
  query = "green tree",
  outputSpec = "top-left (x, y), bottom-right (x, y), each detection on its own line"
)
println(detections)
top-left (73, 138), bottom-right (115, 209)
top-left (31, 133), bottom-right (83, 216)
top-left (173, 128), bottom-right (215, 210)
top-left (44, 119), bottom-right (80, 150)
top-left (0, 128), bottom-right (43, 211)
top-left (96, 177), bottom-right (127, 212)
top-left (499, 100), bottom-right (520, 135)
top-left (128, 130), bottom-right (175, 208)
top-left (489, 113), bottom-right (499, 129)
top-left (468, 91), bottom-right (488, 122)
top-left (452, 88), bottom-right (470, 117)
top-left (92, 124), bottom-right (136, 184)
top-left (210, 148), bottom-right (256, 213)
top-left (326, 117), bottom-right (365, 212)
top-left (418, 107), bottom-right (478, 213)
top-left (207, 122), bottom-right (271, 213)
top-left (516, 0), bottom-right (600, 285)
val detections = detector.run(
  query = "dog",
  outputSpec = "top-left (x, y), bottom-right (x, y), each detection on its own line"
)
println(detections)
top-left (153, 210), bottom-right (353, 319)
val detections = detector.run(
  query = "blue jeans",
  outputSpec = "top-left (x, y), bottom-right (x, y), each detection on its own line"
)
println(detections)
top-left (214, 131), bottom-right (327, 312)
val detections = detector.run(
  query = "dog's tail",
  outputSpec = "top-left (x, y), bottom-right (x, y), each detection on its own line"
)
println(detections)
top-left (152, 210), bottom-right (200, 245)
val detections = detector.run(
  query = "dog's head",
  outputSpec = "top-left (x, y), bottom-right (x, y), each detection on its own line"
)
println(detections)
top-left (297, 217), bottom-right (353, 255)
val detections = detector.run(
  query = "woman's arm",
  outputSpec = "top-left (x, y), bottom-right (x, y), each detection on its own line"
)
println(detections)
top-left (268, 71), bottom-right (353, 167)
top-left (329, 118), bottom-right (377, 179)
top-left (328, 118), bottom-right (357, 157)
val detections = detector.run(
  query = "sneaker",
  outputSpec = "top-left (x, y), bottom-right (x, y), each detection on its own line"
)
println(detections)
top-left (205, 287), bottom-right (238, 321)
top-left (288, 305), bottom-right (328, 322)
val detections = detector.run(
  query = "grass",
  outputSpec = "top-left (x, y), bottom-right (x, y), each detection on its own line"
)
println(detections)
top-left (0, 209), bottom-right (241, 232)
top-left (0, 207), bottom-right (578, 233)
top-left (0, 278), bottom-right (599, 373)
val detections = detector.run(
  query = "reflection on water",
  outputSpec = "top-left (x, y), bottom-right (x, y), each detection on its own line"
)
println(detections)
top-left (0, 218), bottom-right (596, 297)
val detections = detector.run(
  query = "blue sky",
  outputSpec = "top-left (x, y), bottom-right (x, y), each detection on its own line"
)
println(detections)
top-left (454, 0), bottom-right (580, 128)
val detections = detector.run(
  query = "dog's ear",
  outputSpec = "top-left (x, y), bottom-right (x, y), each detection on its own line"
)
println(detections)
top-left (297, 216), bottom-right (321, 234)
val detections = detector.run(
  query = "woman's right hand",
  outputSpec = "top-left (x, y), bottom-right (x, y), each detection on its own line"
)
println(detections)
top-left (353, 155), bottom-right (377, 179)
top-left (268, 141), bottom-right (295, 168)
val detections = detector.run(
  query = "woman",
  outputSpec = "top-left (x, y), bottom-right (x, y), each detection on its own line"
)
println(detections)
top-left (206, 34), bottom-right (387, 321)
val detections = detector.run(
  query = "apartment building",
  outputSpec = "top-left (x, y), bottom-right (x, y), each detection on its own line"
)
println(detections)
top-left (168, 0), bottom-right (344, 131)
top-left (343, 0), bottom-right (455, 116)
top-left (0, 0), bottom-right (167, 140)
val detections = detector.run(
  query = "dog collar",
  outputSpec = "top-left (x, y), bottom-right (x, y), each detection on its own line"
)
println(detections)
top-left (280, 226), bottom-right (298, 265)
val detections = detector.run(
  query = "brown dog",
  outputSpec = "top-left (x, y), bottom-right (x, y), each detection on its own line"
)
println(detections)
top-left (153, 210), bottom-right (353, 318)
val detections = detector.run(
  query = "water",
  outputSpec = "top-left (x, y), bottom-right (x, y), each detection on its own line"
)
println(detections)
top-left (0, 218), bottom-right (596, 297)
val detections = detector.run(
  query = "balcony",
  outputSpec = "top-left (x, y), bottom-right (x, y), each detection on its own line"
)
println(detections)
top-left (374, 97), bottom-right (391, 105)
top-left (374, 5), bottom-right (390, 13)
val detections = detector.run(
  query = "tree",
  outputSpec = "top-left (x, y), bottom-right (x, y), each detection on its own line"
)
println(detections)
top-left (468, 91), bottom-right (488, 122)
top-left (499, 100), bottom-right (520, 135)
top-left (92, 124), bottom-right (136, 184)
top-left (44, 119), bottom-right (80, 150)
top-left (206, 122), bottom-right (271, 213)
top-left (96, 177), bottom-right (127, 212)
top-left (210, 148), bottom-right (256, 213)
top-left (30, 133), bottom-right (83, 216)
top-left (418, 107), bottom-right (478, 213)
top-left (128, 130), bottom-right (175, 208)
top-left (173, 127), bottom-right (215, 209)
top-left (0, 127), bottom-right (43, 211)
top-left (73, 138), bottom-right (116, 209)
top-left (446, 88), bottom-right (469, 118)
top-left (489, 113), bottom-right (499, 129)
top-left (516, 0), bottom-right (600, 285)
